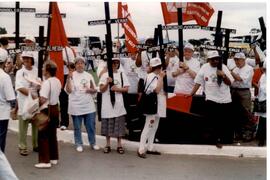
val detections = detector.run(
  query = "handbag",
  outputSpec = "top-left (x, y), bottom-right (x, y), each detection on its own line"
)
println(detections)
top-left (138, 76), bottom-right (158, 115)
top-left (32, 79), bottom-right (52, 130)
top-left (253, 98), bottom-right (266, 113)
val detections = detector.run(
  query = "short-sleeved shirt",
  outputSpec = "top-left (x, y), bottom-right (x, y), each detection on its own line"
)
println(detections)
top-left (15, 66), bottom-right (38, 115)
top-left (65, 71), bottom-right (97, 115)
top-left (39, 77), bottom-right (61, 106)
top-left (194, 63), bottom-right (234, 104)
top-left (166, 56), bottom-right (179, 87)
top-left (144, 72), bottom-right (166, 118)
top-left (120, 57), bottom-right (140, 93)
top-left (174, 57), bottom-right (200, 94)
top-left (99, 71), bottom-right (130, 118)
top-left (231, 63), bottom-right (254, 88)
top-left (0, 69), bottom-right (16, 120)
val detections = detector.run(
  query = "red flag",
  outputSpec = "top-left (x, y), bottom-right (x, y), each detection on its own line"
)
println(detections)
top-left (118, 2), bottom-right (138, 53)
top-left (48, 2), bottom-right (68, 86)
top-left (161, 2), bottom-right (214, 26)
top-left (167, 93), bottom-right (193, 113)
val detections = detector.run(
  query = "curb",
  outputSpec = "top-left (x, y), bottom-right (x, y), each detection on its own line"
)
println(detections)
top-left (8, 120), bottom-right (266, 158)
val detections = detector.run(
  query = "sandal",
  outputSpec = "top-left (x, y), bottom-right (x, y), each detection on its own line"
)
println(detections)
top-left (117, 147), bottom-right (125, 154)
top-left (19, 149), bottom-right (28, 156)
top-left (103, 146), bottom-right (111, 153)
top-left (137, 151), bottom-right (146, 159)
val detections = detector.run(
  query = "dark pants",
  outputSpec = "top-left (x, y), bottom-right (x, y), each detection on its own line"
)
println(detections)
top-left (59, 75), bottom-right (69, 127)
top-left (38, 106), bottom-right (59, 163)
top-left (257, 117), bottom-right (266, 145)
top-left (0, 120), bottom-right (8, 153)
top-left (205, 100), bottom-right (232, 144)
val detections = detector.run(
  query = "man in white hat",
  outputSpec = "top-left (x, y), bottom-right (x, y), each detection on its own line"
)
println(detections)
top-left (189, 51), bottom-right (234, 148)
top-left (0, 48), bottom-right (16, 153)
top-left (230, 52), bottom-right (254, 141)
top-left (15, 51), bottom-right (39, 156)
top-left (172, 43), bottom-right (200, 94)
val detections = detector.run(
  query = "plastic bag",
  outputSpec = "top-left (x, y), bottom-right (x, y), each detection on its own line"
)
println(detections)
top-left (21, 93), bottom-right (39, 120)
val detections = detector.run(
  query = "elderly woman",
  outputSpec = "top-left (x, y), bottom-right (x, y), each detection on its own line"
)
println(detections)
top-left (65, 56), bottom-right (99, 152)
top-left (35, 60), bottom-right (61, 168)
top-left (99, 58), bottom-right (129, 154)
top-left (15, 51), bottom-right (39, 156)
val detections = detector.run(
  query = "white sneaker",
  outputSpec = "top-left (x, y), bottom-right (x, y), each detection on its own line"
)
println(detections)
top-left (50, 160), bottom-right (58, 165)
top-left (76, 146), bottom-right (83, 152)
top-left (60, 126), bottom-right (67, 130)
top-left (35, 163), bottom-right (51, 169)
top-left (91, 145), bottom-right (100, 150)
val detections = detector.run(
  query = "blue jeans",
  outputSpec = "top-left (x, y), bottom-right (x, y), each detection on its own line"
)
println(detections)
top-left (72, 112), bottom-right (96, 147)
top-left (0, 120), bottom-right (9, 153)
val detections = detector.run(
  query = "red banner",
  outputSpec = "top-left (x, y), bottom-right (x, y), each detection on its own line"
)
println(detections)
top-left (161, 2), bottom-right (214, 26)
top-left (118, 2), bottom-right (138, 53)
top-left (48, 2), bottom-right (68, 86)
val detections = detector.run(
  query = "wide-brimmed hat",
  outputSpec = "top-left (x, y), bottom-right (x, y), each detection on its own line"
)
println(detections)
top-left (0, 48), bottom-right (8, 62)
top-left (184, 43), bottom-right (194, 51)
top-left (24, 36), bottom-right (36, 43)
top-left (234, 52), bottom-right (246, 59)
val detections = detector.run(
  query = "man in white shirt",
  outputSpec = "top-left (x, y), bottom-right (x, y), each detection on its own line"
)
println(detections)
top-left (23, 36), bottom-right (39, 70)
top-left (165, 48), bottom-right (179, 92)
top-left (173, 43), bottom-right (200, 94)
top-left (230, 52), bottom-right (254, 141)
top-left (189, 51), bottom-right (234, 148)
top-left (0, 48), bottom-right (16, 153)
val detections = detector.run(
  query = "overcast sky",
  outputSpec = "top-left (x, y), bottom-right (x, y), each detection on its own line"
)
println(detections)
top-left (0, 2), bottom-right (267, 41)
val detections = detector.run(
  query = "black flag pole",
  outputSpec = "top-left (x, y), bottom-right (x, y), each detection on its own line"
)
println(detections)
top-left (15, 2), bottom-right (20, 49)
top-left (104, 2), bottom-right (115, 106)
top-left (214, 11), bottom-right (223, 85)
top-left (38, 26), bottom-right (44, 78)
top-left (157, 24), bottom-right (168, 93)
top-left (177, 8), bottom-right (184, 62)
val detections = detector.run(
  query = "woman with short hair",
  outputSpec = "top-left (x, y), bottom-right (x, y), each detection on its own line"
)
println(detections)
top-left (65, 56), bottom-right (99, 152)
top-left (35, 60), bottom-right (61, 168)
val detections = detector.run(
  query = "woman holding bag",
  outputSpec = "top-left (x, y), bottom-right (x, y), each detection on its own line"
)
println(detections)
top-left (34, 60), bottom-right (61, 168)
top-left (138, 57), bottom-right (166, 158)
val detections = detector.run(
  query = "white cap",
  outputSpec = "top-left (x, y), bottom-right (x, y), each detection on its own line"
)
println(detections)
top-left (112, 57), bottom-right (120, 61)
top-left (74, 56), bottom-right (85, 63)
top-left (0, 48), bottom-right (8, 62)
top-left (207, 51), bottom-right (220, 59)
top-left (21, 51), bottom-right (34, 59)
top-left (234, 52), bottom-right (246, 59)
top-left (24, 36), bottom-right (36, 43)
top-left (184, 43), bottom-right (194, 51)
top-left (150, 57), bottom-right (162, 67)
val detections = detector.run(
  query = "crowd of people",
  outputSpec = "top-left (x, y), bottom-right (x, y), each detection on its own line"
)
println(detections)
top-left (0, 36), bottom-right (267, 171)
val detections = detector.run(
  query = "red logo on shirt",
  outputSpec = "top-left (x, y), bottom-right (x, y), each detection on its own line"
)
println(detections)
top-left (205, 77), bottom-right (208, 81)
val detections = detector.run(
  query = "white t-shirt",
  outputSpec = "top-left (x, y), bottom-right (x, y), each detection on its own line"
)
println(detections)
top-left (231, 63), bottom-right (254, 89)
top-left (144, 72), bottom-right (166, 118)
top-left (166, 56), bottom-right (179, 87)
top-left (120, 57), bottom-right (140, 93)
top-left (194, 63), bottom-right (234, 104)
top-left (174, 57), bottom-right (200, 94)
top-left (99, 71), bottom-right (130, 118)
top-left (15, 66), bottom-right (39, 115)
top-left (0, 69), bottom-right (16, 120)
top-left (65, 71), bottom-right (97, 116)
top-left (39, 77), bottom-right (61, 106)
top-left (62, 46), bottom-right (75, 75)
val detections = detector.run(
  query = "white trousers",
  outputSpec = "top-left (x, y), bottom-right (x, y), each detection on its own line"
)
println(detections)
top-left (138, 115), bottom-right (160, 153)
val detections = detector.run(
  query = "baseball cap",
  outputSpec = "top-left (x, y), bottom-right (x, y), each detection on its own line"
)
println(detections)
top-left (21, 51), bottom-right (34, 59)
top-left (74, 56), bottom-right (85, 64)
top-left (150, 57), bottom-right (162, 67)
top-left (184, 43), bottom-right (194, 51)
top-left (207, 51), bottom-right (220, 59)
top-left (24, 36), bottom-right (36, 43)
top-left (234, 52), bottom-right (246, 59)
